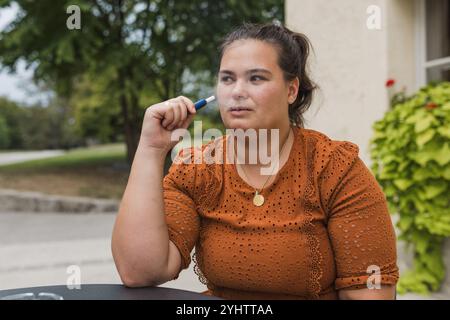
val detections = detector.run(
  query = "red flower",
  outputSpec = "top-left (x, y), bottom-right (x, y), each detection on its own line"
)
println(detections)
top-left (425, 102), bottom-right (438, 110)
top-left (385, 79), bottom-right (395, 87)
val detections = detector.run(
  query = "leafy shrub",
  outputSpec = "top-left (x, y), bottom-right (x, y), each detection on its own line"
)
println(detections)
top-left (370, 81), bottom-right (450, 294)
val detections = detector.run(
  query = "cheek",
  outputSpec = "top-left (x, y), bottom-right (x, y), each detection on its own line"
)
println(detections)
top-left (252, 85), bottom-right (285, 108)
top-left (215, 84), bottom-right (228, 106)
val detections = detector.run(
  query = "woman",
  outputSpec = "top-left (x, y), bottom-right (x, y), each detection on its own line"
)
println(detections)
top-left (112, 23), bottom-right (399, 300)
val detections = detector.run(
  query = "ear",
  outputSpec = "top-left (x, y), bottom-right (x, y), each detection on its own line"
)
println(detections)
top-left (287, 77), bottom-right (300, 104)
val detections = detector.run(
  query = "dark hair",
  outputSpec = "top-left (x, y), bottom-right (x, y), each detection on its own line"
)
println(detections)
top-left (218, 22), bottom-right (318, 128)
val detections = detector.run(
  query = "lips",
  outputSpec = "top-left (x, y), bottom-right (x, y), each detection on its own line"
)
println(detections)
top-left (229, 106), bottom-right (253, 112)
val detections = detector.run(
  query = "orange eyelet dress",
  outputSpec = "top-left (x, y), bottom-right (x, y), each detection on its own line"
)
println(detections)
top-left (162, 126), bottom-right (399, 299)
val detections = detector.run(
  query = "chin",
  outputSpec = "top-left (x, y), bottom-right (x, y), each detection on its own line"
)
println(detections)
top-left (223, 120), bottom-right (254, 131)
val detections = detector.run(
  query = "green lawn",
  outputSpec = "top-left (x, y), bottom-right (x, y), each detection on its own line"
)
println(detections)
top-left (0, 143), bottom-right (127, 172)
top-left (0, 144), bottom-right (130, 199)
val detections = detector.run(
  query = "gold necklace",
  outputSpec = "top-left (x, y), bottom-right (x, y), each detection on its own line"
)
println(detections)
top-left (234, 128), bottom-right (292, 207)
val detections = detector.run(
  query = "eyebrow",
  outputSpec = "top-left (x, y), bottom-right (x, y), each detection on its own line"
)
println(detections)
top-left (218, 68), bottom-right (272, 76)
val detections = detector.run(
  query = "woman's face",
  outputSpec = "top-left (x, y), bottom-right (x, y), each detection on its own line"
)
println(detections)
top-left (216, 39), bottom-right (298, 131)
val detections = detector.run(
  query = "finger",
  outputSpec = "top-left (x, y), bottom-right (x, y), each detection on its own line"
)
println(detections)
top-left (161, 106), bottom-right (173, 128)
top-left (176, 99), bottom-right (188, 128)
top-left (161, 103), bottom-right (174, 127)
top-left (179, 112), bottom-right (195, 130)
top-left (168, 102), bottom-right (181, 130)
top-left (177, 96), bottom-right (195, 129)
top-left (180, 96), bottom-right (196, 114)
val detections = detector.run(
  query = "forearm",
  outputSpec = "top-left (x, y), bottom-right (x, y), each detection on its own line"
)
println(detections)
top-left (112, 144), bottom-right (170, 285)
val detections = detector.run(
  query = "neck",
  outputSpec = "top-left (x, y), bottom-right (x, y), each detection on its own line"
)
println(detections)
top-left (231, 124), bottom-right (292, 168)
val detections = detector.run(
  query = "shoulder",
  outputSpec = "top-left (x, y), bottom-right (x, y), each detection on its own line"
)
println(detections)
top-left (298, 127), bottom-right (360, 176)
top-left (300, 128), bottom-right (359, 154)
top-left (171, 134), bottom-right (227, 166)
top-left (298, 128), bottom-right (369, 215)
top-left (165, 136), bottom-right (226, 206)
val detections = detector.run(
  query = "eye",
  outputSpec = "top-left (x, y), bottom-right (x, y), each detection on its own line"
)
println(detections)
top-left (251, 75), bottom-right (266, 81)
top-left (220, 76), bottom-right (233, 83)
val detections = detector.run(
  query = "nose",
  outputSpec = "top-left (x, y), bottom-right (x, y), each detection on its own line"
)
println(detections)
top-left (231, 79), bottom-right (248, 101)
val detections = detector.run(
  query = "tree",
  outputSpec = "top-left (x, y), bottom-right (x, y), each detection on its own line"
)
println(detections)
top-left (0, 96), bottom-right (83, 150)
top-left (0, 115), bottom-right (10, 149)
top-left (70, 70), bottom-right (124, 144)
top-left (0, 0), bottom-right (284, 164)
top-left (0, 97), bottom-right (25, 148)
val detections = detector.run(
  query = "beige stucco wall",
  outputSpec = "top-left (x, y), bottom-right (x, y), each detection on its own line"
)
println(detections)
top-left (386, 0), bottom-right (417, 94)
top-left (286, 0), bottom-right (417, 165)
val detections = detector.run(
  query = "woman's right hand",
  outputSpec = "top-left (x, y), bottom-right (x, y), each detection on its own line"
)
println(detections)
top-left (139, 96), bottom-right (197, 153)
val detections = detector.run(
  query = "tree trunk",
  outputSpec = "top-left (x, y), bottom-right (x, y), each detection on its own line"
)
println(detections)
top-left (118, 71), bottom-right (139, 166)
top-left (115, 0), bottom-right (139, 166)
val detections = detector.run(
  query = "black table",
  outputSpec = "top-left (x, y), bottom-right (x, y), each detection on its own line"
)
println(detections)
top-left (0, 284), bottom-right (223, 300)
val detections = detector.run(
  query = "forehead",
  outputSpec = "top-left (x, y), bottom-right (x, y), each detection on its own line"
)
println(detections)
top-left (220, 39), bottom-right (280, 71)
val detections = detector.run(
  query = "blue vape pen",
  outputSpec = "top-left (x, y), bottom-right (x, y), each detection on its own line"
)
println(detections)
top-left (194, 95), bottom-right (216, 110)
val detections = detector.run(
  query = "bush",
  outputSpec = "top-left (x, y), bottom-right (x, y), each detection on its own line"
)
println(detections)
top-left (0, 97), bottom-right (25, 149)
top-left (370, 81), bottom-right (450, 294)
top-left (0, 97), bottom-right (84, 150)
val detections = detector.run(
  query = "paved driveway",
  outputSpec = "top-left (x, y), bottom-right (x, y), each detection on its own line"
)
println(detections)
top-left (0, 150), bottom-right (65, 166)
top-left (0, 212), bottom-right (207, 293)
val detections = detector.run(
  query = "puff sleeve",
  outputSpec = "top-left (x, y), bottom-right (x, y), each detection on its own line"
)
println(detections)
top-left (320, 142), bottom-right (399, 290)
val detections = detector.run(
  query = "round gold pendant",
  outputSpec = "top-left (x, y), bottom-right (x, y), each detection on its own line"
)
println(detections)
top-left (253, 192), bottom-right (265, 206)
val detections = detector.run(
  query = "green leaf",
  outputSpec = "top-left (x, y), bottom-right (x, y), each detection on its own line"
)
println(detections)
top-left (411, 230), bottom-right (430, 255)
top-left (383, 184), bottom-right (397, 197)
top-left (443, 165), bottom-right (450, 180)
top-left (411, 196), bottom-right (427, 212)
top-left (415, 115), bottom-right (435, 133)
top-left (405, 110), bottom-right (426, 124)
top-left (387, 201), bottom-right (398, 214)
top-left (422, 181), bottom-right (448, 199)
top-left (431, 193), bottom-right (450, 207)
top-left (381, 154), bottom-right (400, 164)
top-left (398, 215), bottom-right (414, 231)
top-left (397, 272), bottom-right (431, 295)
top-left (437, 127), bottom-right (450, 139)
top-left (410, 143), bottom-right (450, 166)
top-left (416, 129), bottom-right (435, 148)
top-left (398, 160), bottom-right (412, 172)
top-left (379, 163), bottom-right (398, 179)
top-left (413, 167), bottom-right (436, 181)
top-left (393, 178), bottom-right (414, 190)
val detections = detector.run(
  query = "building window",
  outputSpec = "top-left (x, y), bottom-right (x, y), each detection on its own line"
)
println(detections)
top-left (416, 0), bottom-right (450, 86)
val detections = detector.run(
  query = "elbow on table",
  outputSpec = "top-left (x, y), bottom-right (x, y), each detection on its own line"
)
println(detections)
top-left (119, 270), bottom-right (163, 288)
top-left (112, 247), bottom-right (170, 288)
top-left (114, 257), bottom-right (167, 288)
top-left (121, 277), bottom-right (151, 288)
